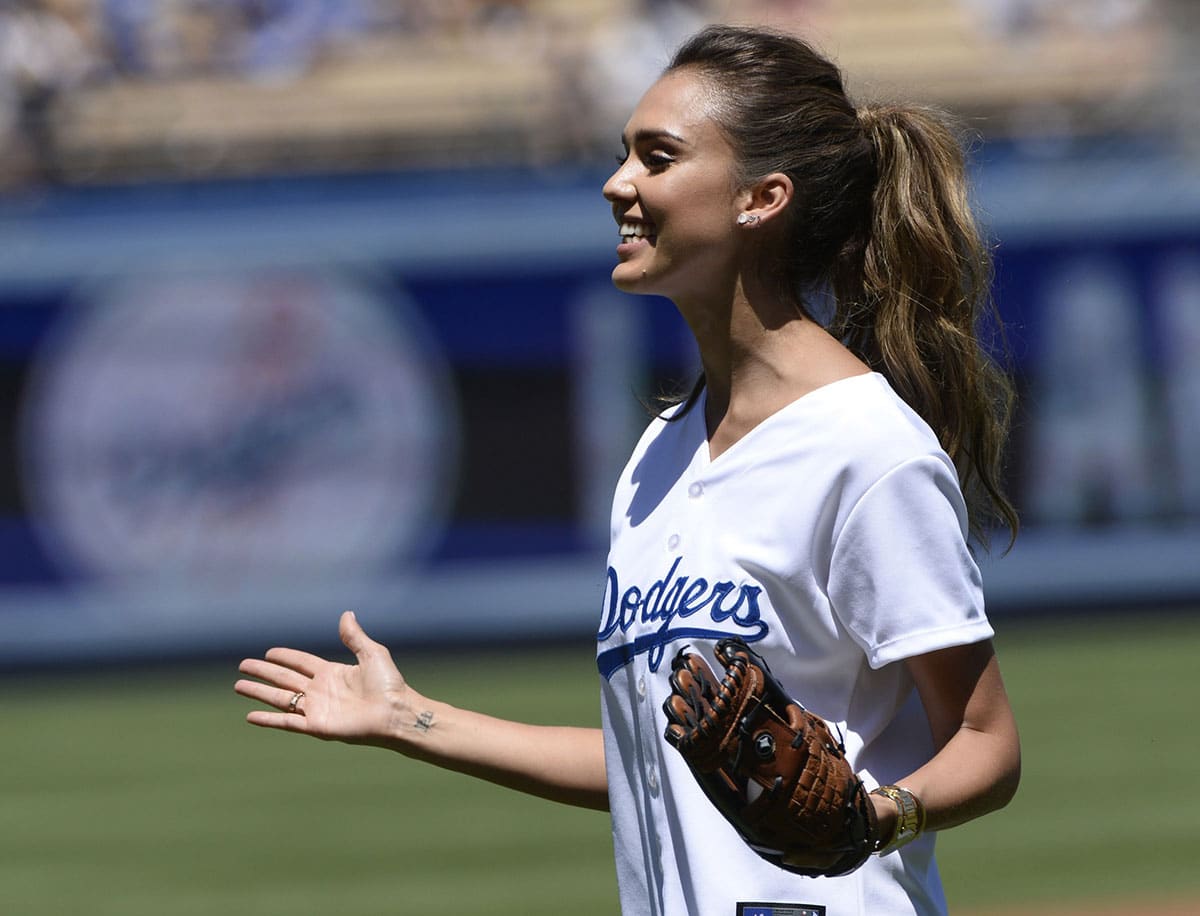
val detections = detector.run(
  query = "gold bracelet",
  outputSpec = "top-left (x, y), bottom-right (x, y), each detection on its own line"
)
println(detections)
top-left (871, 785), bottom-right (926, 855)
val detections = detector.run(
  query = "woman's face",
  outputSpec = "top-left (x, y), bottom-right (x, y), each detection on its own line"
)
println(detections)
top-left (602, 68), bottom-right (746, 303)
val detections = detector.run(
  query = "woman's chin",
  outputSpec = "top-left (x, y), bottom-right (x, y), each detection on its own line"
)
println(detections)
top-left (614, 266), bottom-right (643, 291)
top-left (610, 264), bottom-right (652, 293)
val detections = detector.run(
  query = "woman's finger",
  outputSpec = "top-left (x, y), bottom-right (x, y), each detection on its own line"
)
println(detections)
top-left (245, 708), bottom-right (311, 733)
top-left (237, 657), bottom-right (309, 692)
top-left (234, 678), bottom-right (308, 713)
top-left (262, 646), bottom-right (325, 677)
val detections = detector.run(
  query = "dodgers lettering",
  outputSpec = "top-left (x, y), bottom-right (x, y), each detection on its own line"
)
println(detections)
top-left (596, 556), bottom-right (768, 678)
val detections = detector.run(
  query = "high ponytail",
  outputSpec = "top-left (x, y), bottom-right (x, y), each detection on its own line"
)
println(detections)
top-left (666, 25), bottom-right (1018, 547)
top-left (834, 105), bottom-right (1018, 547)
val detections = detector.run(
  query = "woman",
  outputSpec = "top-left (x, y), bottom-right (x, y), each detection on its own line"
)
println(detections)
top-left (235, 25), bottom-right (1020, 916)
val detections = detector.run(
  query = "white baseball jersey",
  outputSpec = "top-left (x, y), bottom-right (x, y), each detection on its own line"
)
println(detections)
top-left (597, 372), bottom-right (992, 916)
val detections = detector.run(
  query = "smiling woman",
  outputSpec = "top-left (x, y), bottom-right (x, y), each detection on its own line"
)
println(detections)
top-left (236, 23), bottom-right (1020, 916)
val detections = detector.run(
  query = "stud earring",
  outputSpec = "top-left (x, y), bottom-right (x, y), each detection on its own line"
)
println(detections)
top-left (737, 213), bottom-right (760, 226)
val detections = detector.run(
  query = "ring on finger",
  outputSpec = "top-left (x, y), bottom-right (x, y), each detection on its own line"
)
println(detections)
top-left (287, 691), bottom-right (305, 713)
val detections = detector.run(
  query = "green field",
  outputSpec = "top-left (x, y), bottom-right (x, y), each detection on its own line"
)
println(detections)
top-left (3, 612), bottom-right (1199, 915)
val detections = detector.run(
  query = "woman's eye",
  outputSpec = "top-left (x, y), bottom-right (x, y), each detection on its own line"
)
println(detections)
top-left (615, 147), bottom-right (673, 171)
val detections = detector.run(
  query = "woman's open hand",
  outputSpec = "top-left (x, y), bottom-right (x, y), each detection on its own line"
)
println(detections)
top-left (234, 610), bottom-right (413, 746)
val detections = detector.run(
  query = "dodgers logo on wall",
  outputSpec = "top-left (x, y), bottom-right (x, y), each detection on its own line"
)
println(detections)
top-left (20, 269), bottom-right (458, 580)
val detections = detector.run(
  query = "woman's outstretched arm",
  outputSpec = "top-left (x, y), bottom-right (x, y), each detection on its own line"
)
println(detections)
top-left (234, 610), bottom-right (609, 811)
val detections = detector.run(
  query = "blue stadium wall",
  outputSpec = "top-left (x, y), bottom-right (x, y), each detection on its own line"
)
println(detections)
top-left (1, 151), bottom-right (1198, 666)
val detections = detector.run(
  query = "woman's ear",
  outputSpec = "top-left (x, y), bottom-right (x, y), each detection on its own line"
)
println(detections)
top-left (739, 173), bottom-right (794, 226)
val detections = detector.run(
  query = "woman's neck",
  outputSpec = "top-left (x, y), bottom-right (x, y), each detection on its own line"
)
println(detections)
top-left (685, 293), bottom-right (869, 458)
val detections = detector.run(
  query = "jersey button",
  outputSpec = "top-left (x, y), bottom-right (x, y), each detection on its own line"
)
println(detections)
top-left (666, 533), bottom-right (680, 550)
top-left (647, 765), bottom-right (660, 795)
top-left (687, 482), bottom-right (704, 499)
top-left (637, 676), bottom-right (647, 699)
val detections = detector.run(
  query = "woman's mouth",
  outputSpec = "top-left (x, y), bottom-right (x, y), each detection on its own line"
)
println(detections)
top-left (618, 221), bottom-right (657, 251)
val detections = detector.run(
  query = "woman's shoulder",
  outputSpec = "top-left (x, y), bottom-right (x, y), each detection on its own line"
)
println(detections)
top-left (621, 396), bottom-right (704, 473)
top-left (798, 372), bottom-right (939, 441)
top-left (795, 372), bottom-right (954, 476)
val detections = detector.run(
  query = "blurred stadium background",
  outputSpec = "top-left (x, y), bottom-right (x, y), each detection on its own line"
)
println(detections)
top-left (2, 1), bottom-right (1198, 914)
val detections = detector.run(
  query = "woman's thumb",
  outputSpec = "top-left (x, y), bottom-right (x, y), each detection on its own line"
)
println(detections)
top-left (338, 610), bottom-right (373, 658)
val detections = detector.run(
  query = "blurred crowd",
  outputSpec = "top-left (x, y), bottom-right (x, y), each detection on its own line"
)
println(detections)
top-left (0, 0), bottom-right (1190, 188)
top-left (2, 0), bottom-right (562, 83)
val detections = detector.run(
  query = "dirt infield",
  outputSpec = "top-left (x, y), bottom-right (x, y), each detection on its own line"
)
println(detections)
top-left (963, 896), bottom-right (1200, 916)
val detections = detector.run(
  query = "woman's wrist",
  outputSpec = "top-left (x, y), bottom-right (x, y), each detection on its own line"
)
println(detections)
top-left (869, 790), bottom-right (899, 848)
top-left (870, 785), bottom-right (927, 855)
top-left (374, 688), bottom-right (444, 753)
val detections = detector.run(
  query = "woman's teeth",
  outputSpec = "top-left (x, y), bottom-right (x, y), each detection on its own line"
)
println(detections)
top-left (620, 222), bottom-right (655, 240)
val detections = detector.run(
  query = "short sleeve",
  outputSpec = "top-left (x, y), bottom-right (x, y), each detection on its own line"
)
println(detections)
top-left (828, 455), bottom-right (992, 669)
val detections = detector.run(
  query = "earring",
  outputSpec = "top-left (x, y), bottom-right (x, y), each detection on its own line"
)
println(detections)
top-left (737, 213), bottom-right (760, 226)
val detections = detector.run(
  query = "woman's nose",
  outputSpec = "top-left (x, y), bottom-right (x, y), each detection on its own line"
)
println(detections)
top-left (602, 163), bottom-right (635, 203)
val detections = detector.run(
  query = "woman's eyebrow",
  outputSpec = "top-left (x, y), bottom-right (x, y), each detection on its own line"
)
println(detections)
top-left (622, 128), bottom-right (690, 147)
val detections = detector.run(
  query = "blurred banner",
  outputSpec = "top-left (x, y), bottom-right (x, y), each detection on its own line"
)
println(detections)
top-left (1, 157), bottom-right (1198, 666)
top-left (0, 170), bottom-right (674, 663)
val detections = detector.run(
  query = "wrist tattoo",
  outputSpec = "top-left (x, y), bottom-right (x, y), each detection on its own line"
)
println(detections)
top-left (414, 710), bottom-right (435, 733)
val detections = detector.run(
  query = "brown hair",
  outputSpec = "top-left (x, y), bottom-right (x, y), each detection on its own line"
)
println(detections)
top-left (666, 25), bottom-right (1018, 547)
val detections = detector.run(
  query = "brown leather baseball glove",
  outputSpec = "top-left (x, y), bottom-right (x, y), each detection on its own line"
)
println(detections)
top-left (662, 637), bottom-right (879, 877)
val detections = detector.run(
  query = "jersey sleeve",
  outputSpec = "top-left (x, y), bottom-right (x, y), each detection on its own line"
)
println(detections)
top-left (827, 454), bottom-right (992, 669)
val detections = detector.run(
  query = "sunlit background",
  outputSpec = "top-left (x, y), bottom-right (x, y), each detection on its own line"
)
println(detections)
top-left (2, 2), bottom-right (1198, 915)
